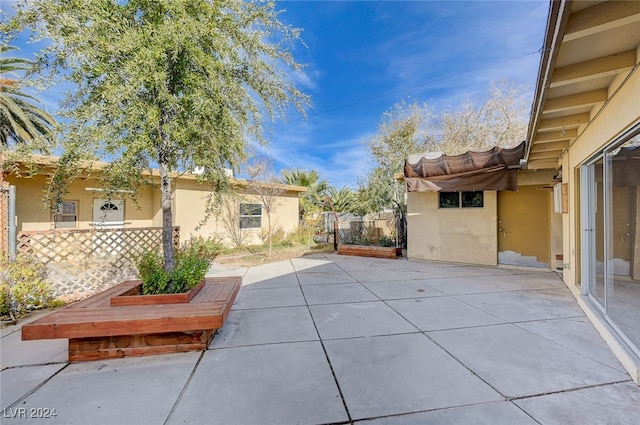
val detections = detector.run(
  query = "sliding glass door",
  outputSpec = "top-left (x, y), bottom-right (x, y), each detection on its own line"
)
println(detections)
top-left (583, 129), bottom-right (640, 356)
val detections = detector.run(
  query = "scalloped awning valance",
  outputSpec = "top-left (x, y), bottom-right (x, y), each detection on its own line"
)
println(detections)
top-left (403, 142), bottom-right (526, 192)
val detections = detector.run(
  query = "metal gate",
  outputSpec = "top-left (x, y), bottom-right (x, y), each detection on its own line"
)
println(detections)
top-left (1, 185), bottom-right (16, 259)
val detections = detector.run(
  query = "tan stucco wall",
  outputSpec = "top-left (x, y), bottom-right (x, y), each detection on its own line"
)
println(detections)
top-left (6, 173), bottom-right (301, 247)
top-left (563, 66), bottom-right (640, 289)
top-left (173, 179), bottom-right (301, 246)
top-left (5, 174), bottom-right (155, 231)
top-left (407, 190), bottom-right (497, 266)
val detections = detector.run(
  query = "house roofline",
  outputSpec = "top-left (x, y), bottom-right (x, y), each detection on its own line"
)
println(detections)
top-left (525, 0), bottom-right (573, 163)
top-left (6, 154), bottom-right (307, 193)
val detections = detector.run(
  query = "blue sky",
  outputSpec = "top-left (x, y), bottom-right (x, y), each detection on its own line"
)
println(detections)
top-left (5, 1), bottom-right (550, 189)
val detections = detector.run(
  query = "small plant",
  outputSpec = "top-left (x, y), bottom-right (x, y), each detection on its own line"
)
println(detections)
top-left (187, 235), bottom-right (225, 261)
top-left (1, 254), bottom-right (54, 318)
top-left (0, 284), bottom-right (11, 317)
top-left (378, 236), bottom-right (395, 247)
top-left (136, 251), bottom-right (170, 295)
top-left (136, 237), bottom-right (219, 295)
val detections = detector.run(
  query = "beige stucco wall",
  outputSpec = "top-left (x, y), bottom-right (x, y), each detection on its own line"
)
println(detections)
top-left (407, 190), bottom-right (497, 266)
top-left (173, 178), bottom-right (301, 246)
top-left (5, 173), bottom-right (155, 231)
top-left (7, 173), bottom-right (301, 247)
top-left (563, 65), bottom-right (640, 289)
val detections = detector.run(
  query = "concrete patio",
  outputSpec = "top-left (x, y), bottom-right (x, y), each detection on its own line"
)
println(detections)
top-left (2, 253), bottom-right (640, 424)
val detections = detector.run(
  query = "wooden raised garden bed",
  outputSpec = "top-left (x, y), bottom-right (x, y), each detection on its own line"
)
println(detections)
top-left (21, 277), bottom-right (242, 362)
top-left (110, 280), bottom-right (205, 306)
top-left (338, 244), bottom-right (402, 259)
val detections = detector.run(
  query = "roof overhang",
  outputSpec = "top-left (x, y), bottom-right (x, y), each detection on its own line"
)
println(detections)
top-left (5, 155), bottom-right (307, 193)
top-left (525, 0), bottom-right (640, 170)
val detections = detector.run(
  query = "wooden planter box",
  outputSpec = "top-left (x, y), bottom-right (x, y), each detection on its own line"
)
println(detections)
top-left (338, 244), bottom-right (402, 259)
top-left (110, 280), bottom-right (205, 306)
top-left (21, 277), bottom-right (242, 362)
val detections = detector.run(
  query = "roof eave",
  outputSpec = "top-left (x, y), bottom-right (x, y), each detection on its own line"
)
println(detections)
top-left (525, 0), bottom-right (573, 164)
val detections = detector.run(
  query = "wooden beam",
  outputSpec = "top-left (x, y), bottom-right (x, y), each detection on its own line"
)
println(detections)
top-left (527, 159), bottom-right (559, 170)
top-left (550, 50), bottom-right (636, 87)
top-left (533, 129), bottom-right (578, 142)
top-left (529, 151), bottom-right (564, 161)
top-left (530, 140), bottom-right (570, 153)
top-left (564, 1), bottom-right (640, 42)
top-left (544, 89), bottom-right (608, 113)
top-left (538, 113), bottom-right (590, 131)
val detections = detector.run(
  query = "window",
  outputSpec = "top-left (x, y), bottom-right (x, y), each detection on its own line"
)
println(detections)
top-left (439, 192), bottom-right (460, 208)
top-left (54, 201), bottom-right (78, 228)
top-left (239, 203), bottom-right (262, 229)
top-left (439, 191), bottom-right (484, 209)
top-left (461, 191), bottom-right (484, 208)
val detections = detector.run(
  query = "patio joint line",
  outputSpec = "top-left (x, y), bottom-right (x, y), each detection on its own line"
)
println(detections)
top-left (2, 362), bottom-right (69, 411)
top-left (319, 330), bottom-right (423, 342)
top-left (511, 400), bottom-right (545, 425)
top-left (292, 259), bottom-right (354, 425)
top-left (506, 379), bottom-right (633, 402)
top-left (342, 399), bottom-right (519, 424)
top-left (513, 321), bottom-right (629, 373)
top-left (1, 360), bottom-right (68, 372)
top-left (422, 332), bottom-right (509, 399)
top-left (162, 350), bottom-right (206, 425)
top-left (451, 293), bottom-right (585, 324)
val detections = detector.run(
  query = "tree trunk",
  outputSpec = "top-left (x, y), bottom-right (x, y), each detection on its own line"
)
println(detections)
top-left (267, 213), bottom-right (272, 256)
top-left (158, 161), bottom-right (176, 288)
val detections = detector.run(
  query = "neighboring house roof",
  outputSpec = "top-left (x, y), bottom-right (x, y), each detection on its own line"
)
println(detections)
top-left (403, 142), bottom-right (525, 192)
top-left (525, 0), bottom-right (640, 170)
top-left (5, 155), bottom-right (307, 193)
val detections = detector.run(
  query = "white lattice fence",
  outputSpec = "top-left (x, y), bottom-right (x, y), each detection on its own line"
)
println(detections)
top-left (17, 227), bottom-right (180, 301)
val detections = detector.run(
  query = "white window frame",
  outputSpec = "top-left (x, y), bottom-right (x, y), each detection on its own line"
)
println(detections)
top-left (239, 203), bottom-right (262, 229)
top-left (54, 200), bottom-right (78, 229)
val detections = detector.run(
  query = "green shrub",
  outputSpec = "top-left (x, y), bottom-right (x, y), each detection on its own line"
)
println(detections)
top-left (378, 236), bottom-right (395, 247)
top-left (0, 254), bottom-right (54, 317)
top-left (187, 235), bottom-right (224, 261)
top-left (283, 223), bottom-right (322, 246)
top-left (137, 238), bottom-right (215, 295)
top-left (0, 284), bottom-right (11, 316)
top-left (137, 251), bottom-right (169, 295)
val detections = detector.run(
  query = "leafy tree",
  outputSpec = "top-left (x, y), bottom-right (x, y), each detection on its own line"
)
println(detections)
top-left (282, 168), bottom-right (328, 216)
top-left (359, 82), bottom-right (529, 214)
top-left (0, 45), bottom-right (56, 156)
top-left (439, 81), bottom-right (528, 154)
top-left (246, 159), bottom-right (284, 256)
top-left (361, 100), bottom-right (433, 212)
top-left (4, 0), bottom-right (309, 290)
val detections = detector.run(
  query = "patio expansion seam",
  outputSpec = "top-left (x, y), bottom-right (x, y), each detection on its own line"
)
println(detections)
top-left (1, 363), bottom-right (69, 412)
top-left (505, 378), bottom-right (633, 402)
top-left (162, 350), bottom-right (206, 425)
top-left (291, 259), bottom-right (354, 425)
top-left (422, 331), bottom-right (510, 399)
top-left (450, 290), bottom-right (586, 324)
top-left (341, 399), bottom-right (541, 425)
top-left (512, 320), bottom-right (632, 374)
top-left (1, 361), bottom-right (67, 372)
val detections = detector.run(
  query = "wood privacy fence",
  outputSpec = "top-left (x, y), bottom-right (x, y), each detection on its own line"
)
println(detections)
top-left (17, 226), bottom-right (180, 301)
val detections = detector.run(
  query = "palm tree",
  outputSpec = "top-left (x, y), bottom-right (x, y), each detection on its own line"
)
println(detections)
top-left (1, 45), bottom-right (56, 151)
top-left (282, 169), bottom-right (329, 216)
top-left (327, 186), bottom-right (356, 213)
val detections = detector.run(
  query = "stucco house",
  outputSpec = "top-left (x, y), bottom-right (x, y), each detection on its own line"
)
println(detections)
top-left (4, 156), bottom-right (305, 247)
top-left (404, 0), bottom-right (640, 383)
